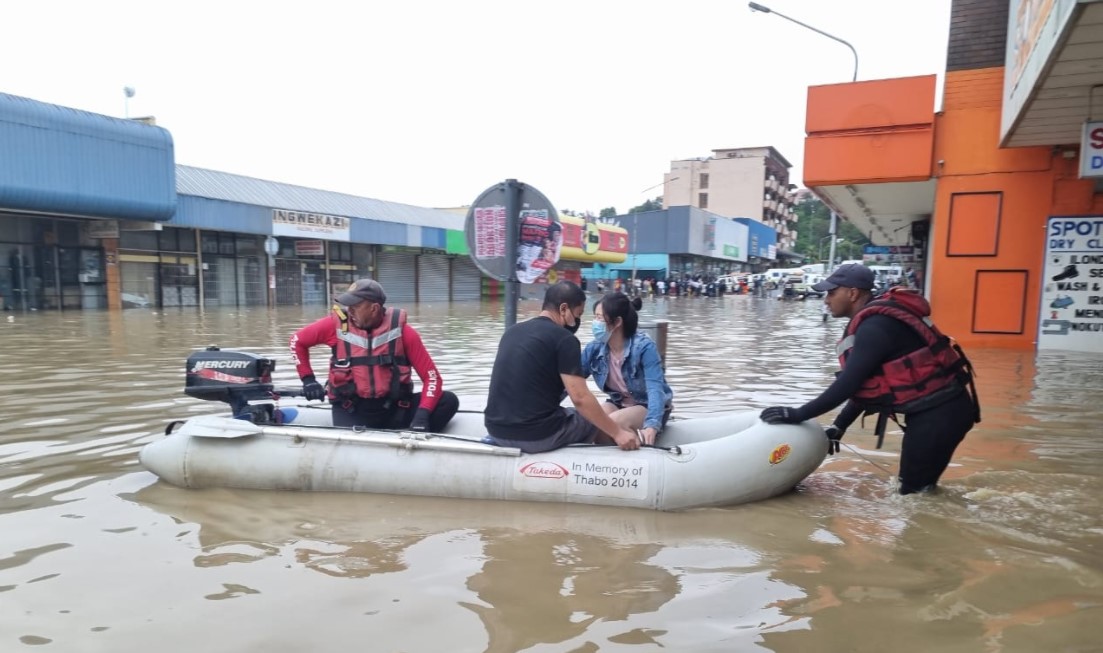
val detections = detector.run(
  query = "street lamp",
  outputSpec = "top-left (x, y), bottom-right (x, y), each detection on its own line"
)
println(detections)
top-left (749, 4), bottom-right (857, 272)
top-left (747, 3), bottom-right (859, 83)
top-left (123, 86), bottom-right (135, 118)
top-left (631, 177), bottom-right (680, 287)
top-left (818, 235), bottom-right (842, 264)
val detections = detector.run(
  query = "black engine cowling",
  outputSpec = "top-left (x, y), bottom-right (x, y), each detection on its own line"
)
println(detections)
top-left (185, 347), bottom-right (276, 419)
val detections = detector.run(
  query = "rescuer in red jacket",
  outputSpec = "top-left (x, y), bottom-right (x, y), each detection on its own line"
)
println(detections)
top-left (290, 279), bottom-right (459, 432)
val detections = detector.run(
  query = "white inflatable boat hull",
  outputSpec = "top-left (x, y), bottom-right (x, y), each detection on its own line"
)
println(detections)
top-left (140, 409), bottom-right (827, 511)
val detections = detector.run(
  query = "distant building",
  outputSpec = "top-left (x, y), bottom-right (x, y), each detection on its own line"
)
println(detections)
top-left (661, 146), bottom-right (799, 254)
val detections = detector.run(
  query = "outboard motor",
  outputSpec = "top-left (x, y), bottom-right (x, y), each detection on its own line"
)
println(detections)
top-left (185, 346), bottom-right (277, 422)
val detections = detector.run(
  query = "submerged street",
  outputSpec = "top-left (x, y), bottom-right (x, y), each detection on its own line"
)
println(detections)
top-left (1, 294), bottom-right (1100, 652)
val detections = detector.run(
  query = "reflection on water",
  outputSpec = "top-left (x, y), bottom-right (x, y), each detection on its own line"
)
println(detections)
top-left (1, 296), bottom-right (1101, 651)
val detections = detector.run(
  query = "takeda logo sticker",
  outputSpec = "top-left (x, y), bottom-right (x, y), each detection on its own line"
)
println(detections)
top-left (769, 444), bottom-right (792, 465)
top-left (519, 462), bottom-right (569, 479)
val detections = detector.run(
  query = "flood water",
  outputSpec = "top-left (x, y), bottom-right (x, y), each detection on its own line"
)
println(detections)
top-left (1, 295), bottom-right (1100, 652)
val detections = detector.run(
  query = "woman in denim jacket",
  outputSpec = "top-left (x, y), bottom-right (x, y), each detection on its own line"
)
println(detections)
top-left (580, 292), bottom-right (674, 446)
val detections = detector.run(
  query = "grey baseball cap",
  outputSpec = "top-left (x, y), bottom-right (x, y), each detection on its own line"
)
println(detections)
top-left (812, 263), bottom-right (874, 291)
top-left (335, 279), bottom-right (387, 306)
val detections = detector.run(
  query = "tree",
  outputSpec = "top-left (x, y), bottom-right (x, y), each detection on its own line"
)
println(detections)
top-left (628, 196), bottom-right (663, 214)
top-left (792, 195), bottom-right (869, 263)
top-left (598, 207), bottom-right (618, 218)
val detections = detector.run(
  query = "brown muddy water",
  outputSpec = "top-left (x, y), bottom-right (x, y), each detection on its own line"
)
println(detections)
top-left (0, 295), bottom-right (1100, 652)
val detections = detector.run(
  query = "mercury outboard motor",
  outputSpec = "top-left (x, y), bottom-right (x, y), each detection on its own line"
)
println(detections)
top-left (185, 346), bottom-right (278, 422)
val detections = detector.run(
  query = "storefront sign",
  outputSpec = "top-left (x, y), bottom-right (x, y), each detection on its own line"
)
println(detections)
top-left (863, 245), bottom-right (917, 265)
top-left (271, 209), bottom-right (350, 240)
top-left (1039, 216), bottom-right (1103, 352)
top-left (84, 220), bottom-right (119, 239)
top-left (1080, 121), bottom-right (1103, 178)
top-left (294, 240), bottom-right (325, 256)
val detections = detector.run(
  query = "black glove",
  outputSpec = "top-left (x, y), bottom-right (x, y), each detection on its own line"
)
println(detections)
top-left (409, 407), bottom-right (431, 432)
top-left (301, 375), bottom-right (326, 401)
top-left (824, 424), bottom-right (843, 455)
top-left (760, 406), bottom-right (801, 425)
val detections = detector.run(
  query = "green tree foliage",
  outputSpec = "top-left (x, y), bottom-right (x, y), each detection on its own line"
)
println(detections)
top-left (792, 196), bottom-right (870, 263)
top-left (598, 207), bottom-right (618, 218)
top-left (628, 196), bottom-right (663, 214)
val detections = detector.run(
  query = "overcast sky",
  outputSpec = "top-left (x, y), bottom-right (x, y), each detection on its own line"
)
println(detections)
top-left (4, 0), bottom-right (951, 216)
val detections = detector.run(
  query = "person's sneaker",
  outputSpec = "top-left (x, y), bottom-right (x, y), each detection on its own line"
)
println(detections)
top-left (1052, 264), bottom-right (1079, 281)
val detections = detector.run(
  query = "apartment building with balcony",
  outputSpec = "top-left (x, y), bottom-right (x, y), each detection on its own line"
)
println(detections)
top-left (661, 146), bottom-right (800, 255)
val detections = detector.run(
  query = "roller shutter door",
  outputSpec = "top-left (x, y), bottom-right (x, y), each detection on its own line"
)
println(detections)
top-left (374, 252), bottom-right (416, 303)
top-left (417, 254), bottom-right (450, 303)
top-left (451, 257), bottom-right (483, 300)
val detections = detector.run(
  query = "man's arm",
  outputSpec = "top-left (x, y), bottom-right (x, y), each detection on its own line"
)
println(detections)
top-left (290, 316), bottom-right (335, 380)
top-left (790, 317), bottom-right (901, 421)
top-left (401, 323), bottom-right (442, 412)
top-left (562, 374), bottom-right (639, 450)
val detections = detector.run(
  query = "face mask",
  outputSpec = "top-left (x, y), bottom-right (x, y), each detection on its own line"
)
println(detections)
top-left (562, 309), bottom-right (580, 334)
top-left (592, 320), bottom-right (608, 344)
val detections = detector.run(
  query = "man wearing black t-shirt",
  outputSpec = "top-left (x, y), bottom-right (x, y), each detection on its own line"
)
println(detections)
top-left (760, 264), bottom-right (979, 495)
top-left (485, 281), bottom-right (639, 453)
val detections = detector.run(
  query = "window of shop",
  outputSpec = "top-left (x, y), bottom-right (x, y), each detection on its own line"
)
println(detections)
top-left (120, 226), bottom-right (199, 309)
top-left (200, 232), bottom-right (265, 307)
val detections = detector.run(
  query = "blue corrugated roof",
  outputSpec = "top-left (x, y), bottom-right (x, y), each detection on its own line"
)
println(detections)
top-left (176, 165), bottom-right (462, 230)
top-left (0, 93), bottom-right (176, 220)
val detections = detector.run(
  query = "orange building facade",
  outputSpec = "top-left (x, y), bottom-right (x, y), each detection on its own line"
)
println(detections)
top-left (804, 0), bottom-right (1103, 352)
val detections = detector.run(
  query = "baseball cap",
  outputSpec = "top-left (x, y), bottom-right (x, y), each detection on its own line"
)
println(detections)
top-left (335, 279), bottom-right (387, 306)
top-left (812, 263), bottom-right (874, 292)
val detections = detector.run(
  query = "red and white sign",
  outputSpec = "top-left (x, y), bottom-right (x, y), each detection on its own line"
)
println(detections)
top-left (1080, 121), bottom-right (1103, 178)
top-left (294, 240), bottom-right (325, 256)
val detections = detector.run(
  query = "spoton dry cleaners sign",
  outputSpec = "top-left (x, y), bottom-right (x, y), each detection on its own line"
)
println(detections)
top-left (1039, 216), bottom-right (1103, 352)
top-left (271, 209), bottom-right (351, 240)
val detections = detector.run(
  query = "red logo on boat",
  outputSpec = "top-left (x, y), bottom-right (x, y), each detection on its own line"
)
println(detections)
top-left (519, 461), bottom-right (569, 479)
top-left (769, 444), bottom-right (792, 465)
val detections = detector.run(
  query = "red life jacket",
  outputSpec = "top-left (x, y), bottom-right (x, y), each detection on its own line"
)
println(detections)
top-left (327, 306), bottom-right (413, 403)
top-left (837, 287), bottom-right (979, 421)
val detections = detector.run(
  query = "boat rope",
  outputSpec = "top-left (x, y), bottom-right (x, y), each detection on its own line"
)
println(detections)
top-left (842, 443), bottom-right (894, 477)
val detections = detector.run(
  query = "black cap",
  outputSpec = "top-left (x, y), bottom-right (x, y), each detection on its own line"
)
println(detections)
top-left (335, 279), bottom-right (387, 306)
top-left (812, 263), bottom-right (874, 291)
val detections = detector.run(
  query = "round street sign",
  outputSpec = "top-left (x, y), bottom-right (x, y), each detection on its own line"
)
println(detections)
top-left (464, 182), bottom-right (560, 282)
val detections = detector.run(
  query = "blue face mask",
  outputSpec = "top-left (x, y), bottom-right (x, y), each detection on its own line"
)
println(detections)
top-left (592, 319), bottom-right (608, 344)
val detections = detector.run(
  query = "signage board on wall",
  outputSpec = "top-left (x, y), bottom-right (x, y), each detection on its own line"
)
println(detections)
top-left (294, 240), bottom-right (324, 256)
top-left (862, 245), bottom-right (918, 265)
top-left (271, 209), bottom-right (350, 240)
top-left (1038, 216), bottom-right (1103, 352)
top-left (1001, 0), bottom-right (1077, 142)
top-left (1080, 121), bottom-right (1103, 177)
top-left (84, 220), bottom-right (120, 239)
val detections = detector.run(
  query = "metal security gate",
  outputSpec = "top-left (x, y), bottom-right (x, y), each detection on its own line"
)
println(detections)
top-left (451, 257), bottom-right (482, 300)
top-left (374, 252), bottom-right (416, 303)
top-left (417, 254), bottom-right (450, 303)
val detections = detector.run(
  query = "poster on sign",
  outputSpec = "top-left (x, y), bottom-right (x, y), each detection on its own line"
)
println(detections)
top-left (516, 210), bottom-right (562, 283)
top-left (1038, 216), bottom-right (1103, 352)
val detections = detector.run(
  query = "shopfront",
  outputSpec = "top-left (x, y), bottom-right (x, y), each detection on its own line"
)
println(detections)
top-left (0, 92), bottom-right (177, 311)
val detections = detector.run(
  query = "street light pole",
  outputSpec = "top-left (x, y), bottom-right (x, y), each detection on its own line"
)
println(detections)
top-left (748, 3), bottom-right (856, 272)
top-left (747, 3), bottom-right (859, 83)
top-left (632, 177), bottom-right (680, 287)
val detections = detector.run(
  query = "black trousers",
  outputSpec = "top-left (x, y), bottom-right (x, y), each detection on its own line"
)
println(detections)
top-left (898, 391), bottom-right (977, 494)
top-left (331, 391), bottom-right (459, 432)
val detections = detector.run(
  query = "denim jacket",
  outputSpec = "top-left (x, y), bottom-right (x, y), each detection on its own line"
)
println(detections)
top-left (581, 332), bottom-right (674, 432)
